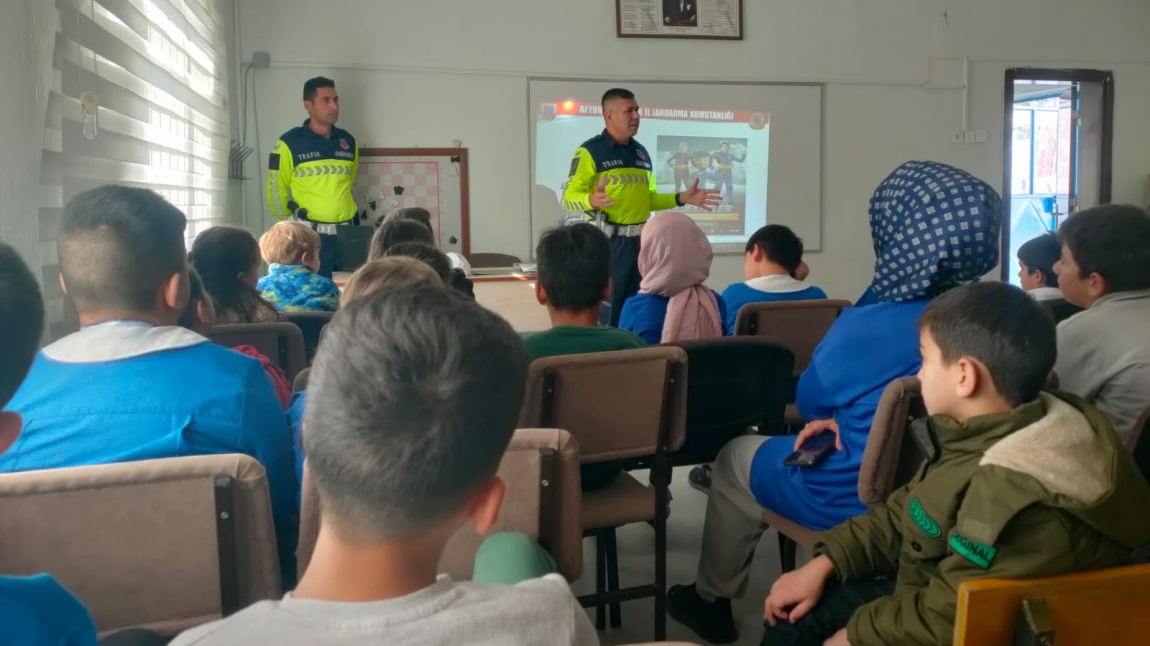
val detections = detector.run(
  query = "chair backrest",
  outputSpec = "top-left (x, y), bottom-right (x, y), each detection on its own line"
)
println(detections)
top-left (519, 347), bottom-right (689, 462)
top-left (666, 337), bottom-right (795, 445)
top-left (297, 428), bottom-right (584, 582)
top-left (954, 564), bottom-right (1150, 646)
top-left (1128, 406), bottom-right (1150, 482)
top-left (1036, 297), bottom-right (1084, 325)
top-left (858, 376), bottom-right (929, 505)
top-left (207, 323), bottom-right (307, 382)
top-left (334, 225), bottom-right (371, 271)
top-left (733, 299), bottom-right (853, 375)
top-left (466, 252), bottom-right (522, 269)
top-left (282, 311), bottom-right (334, 362)
top-left (0, 455), bottom-right (280, 636)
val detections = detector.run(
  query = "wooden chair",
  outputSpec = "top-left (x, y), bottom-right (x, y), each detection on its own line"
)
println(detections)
top-left (465, 252), bottom-right (522, 268)
top-left (282, 311), bottom-right (334, 363)
top-left (207, 322), bottom-right (307, 382)
top-left (954, 564), bottom-right (1150, 646)
top-left (765, 376), bottom-right (927, 572)
top-left (297, 428), bottom-right (583, 583)
top-left (0, 455), bottom-right (280, 637)
top-left (519, 347), bottom-right (688, 640)
top-left (734, 299), bottom-right (852, 426)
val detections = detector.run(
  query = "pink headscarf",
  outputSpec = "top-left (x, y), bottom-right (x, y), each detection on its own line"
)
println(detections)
top-left (638, 212), bottom-right (722, 343)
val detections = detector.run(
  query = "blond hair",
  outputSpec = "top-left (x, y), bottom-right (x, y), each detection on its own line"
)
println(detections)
top-left (259, 221), bottom-right (321, 265)
top-left (341, 257), bottom-right (443, 305)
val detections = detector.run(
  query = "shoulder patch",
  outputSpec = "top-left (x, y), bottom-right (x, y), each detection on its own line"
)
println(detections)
top-left (268, 152), bottom-right (280, 170)
top-left (908, 498), bottom-right (942, 538)
top-left (569, 156), bottom-right (580, 177)
top-left (949, 533), bottom-right (998, 569)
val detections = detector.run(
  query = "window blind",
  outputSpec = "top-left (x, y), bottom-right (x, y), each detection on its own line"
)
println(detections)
top-left (40, 0), bottom-right (232, 337)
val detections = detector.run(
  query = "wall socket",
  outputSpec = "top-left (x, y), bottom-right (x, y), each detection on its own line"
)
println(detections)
top-left (952, 130), bottom-right (989, 144)
top-left (252, 51), bottom-right (271, 69)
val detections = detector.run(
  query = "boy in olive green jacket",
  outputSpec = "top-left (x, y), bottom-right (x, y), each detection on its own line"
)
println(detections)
top-left (763, 282), bottom-right (1150, 646)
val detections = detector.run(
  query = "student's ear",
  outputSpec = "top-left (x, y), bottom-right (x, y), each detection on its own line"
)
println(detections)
top-left (750, 245), bottom-right (766, 263)
top-left (162, 270), bottom-right (190, 313)
top-left (466, 476), bottom-right (506, 535)
top-left (599, 277), bottom-right (613, 303)
top-left (58, 273), bottom-right (68, 296)
top-left (534, 281), bottom-right (549, 306)
top-left (1086, 272), bottom-right (1109, 299)
top-left (953, 357), bottom-right (981, 399)
top-left (0, 412), bottom-right (22, 456)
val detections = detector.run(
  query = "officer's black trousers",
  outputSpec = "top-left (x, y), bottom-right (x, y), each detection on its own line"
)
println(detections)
top-left (605, 235), bottom-right (641, 328)
top-left (317, 232), bottom-right (339, 279)
top-left (760, 579), bottom-right (895, 646)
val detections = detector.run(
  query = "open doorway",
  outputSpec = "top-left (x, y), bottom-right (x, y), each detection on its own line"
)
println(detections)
top-left (1001, 69), bottom-right (1114, 284)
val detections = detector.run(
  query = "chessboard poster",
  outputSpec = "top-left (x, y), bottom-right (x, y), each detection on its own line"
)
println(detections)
top-left (616, 0), bottom-right (743, 40)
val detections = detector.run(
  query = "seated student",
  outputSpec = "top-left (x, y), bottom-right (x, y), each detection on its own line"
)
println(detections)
top-left (383, 241), bottom-right (453, 284)
top-left (619, 212), bottom-right (726, 344)
top-left (287, 257), bottom-right (443, 483)
top-left (1, 186), bottom-right (298, 584)
top-left (369, 217), bottom-right (436, 260)
top-left (760, 282), bottom-right (1150, 646)
top-left (180, 268), bottom-right (292, 408)
top-left (1018, 231), bottom-right (1082, 324)
top-left (1053, 205), bottom-right (1150, 443)
top-left (379, 207), bottom-right (476, 296)
top-left (256, 221), bottom-right (341, 312)
top-left (667, 161), bottom-right (1002, 644)
top-left (720, 224), bottom-right (827, 335)
top-left (172, 286), bottom-right (598, 646)
top-left (522, 223), bottom-right (646, 361)
top-left (190, 225), bottom-right (285, 324)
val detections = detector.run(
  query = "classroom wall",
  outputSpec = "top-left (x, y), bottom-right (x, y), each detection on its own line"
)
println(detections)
top-left (237, 0), bottom-right (1150, 299)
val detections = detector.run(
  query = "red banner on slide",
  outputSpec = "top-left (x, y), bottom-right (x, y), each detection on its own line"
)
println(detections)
top-left (541, 101), bottom-right (769, 126)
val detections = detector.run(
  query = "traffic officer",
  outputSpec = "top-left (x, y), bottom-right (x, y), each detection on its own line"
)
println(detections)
top-left (563, 88), bottom-right (720, 326)
top-left (668, 141), bottom-right (692, 192)
top-left (711, 141), bottom-right (746, 205)
top-left (266, 76), bottom-right (359, 278)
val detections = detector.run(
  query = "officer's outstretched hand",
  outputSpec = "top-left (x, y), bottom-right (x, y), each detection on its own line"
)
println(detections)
top-left (589, 177), bottom-right (614, 208)
top-left (679, 179), bottom-right (722, 211)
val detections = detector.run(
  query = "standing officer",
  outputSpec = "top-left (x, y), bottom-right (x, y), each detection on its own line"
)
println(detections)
top-left (711, 141), bottom-right (746, 205)
top-left (563, 88), bottom-right (720, 326)
top-left (267, 76), bottom-right (359, 278)
top-left (668, 141), bottom-right (693, 192)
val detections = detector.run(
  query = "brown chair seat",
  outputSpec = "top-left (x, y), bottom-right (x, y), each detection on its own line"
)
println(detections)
top-left (583, 473), bottom-right (656, 531)
top-left (761, 508), bottom-right (821, 550)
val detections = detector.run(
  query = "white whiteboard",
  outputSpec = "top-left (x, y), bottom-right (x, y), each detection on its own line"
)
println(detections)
top-left (527, 79), bottom-right (823, 254)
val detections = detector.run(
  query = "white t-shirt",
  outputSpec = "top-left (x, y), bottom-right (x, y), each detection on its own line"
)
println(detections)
top-left (170, 574), bottom-right (598, 646)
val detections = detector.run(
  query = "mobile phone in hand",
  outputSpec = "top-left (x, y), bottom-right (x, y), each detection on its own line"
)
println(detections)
top-left (782, 431), bottom-right (837, 467)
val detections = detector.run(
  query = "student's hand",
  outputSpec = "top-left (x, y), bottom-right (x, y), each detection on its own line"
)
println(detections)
top-left (793, 261), bottom-right (810, 281)
top-left (589, 177), bottom-right (615, 208)
top-left (823, 628), bottom-right (851, 646)
top-left (764, 554), bottom-right (836, 626)
top-left (795, 418), bottom-right (842, 451)
top-left (679, 179), bottom-right (722, 211)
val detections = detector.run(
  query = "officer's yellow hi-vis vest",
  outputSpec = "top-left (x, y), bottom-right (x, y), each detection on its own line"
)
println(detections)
top-left (562, 131), bottom-right (678, 226)
top-left (266, 120), bottom-right (359, 224)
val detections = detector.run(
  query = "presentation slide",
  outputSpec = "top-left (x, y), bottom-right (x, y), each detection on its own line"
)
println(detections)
top-left (533, 99), bottom-right (770, 247)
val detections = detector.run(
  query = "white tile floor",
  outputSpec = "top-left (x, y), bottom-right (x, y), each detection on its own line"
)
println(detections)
top-left (569, 467), bottom-right (805, 646)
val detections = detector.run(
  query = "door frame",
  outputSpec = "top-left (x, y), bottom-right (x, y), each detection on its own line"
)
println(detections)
top-left (1000, 68), bottom-right (1114, 280)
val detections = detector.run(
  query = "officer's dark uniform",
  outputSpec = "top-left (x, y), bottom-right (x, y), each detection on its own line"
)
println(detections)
top-left (668, 150), bottom-right (692, 192)
top-left (711, 146), bottom-right (745, 205)
top-left (563, 130), bottom-right (680, 326)
top-left (266, 119), bottom-right (359, 278)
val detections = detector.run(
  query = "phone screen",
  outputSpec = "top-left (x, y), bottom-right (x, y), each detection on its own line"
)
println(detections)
top-left (782, 431), bottom-right (837, 467)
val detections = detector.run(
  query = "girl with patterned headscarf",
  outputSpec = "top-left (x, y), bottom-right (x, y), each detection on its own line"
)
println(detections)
top-left (667, 162), bottom-right (1001, 642)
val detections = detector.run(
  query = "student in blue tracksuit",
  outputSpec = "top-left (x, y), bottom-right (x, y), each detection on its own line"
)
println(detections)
top-left (720, 224), bottom-right (827, 334)
top-left (666, 161), bottom-right (1003, 644)
top-left (0, 187), bottom-right (299, 587)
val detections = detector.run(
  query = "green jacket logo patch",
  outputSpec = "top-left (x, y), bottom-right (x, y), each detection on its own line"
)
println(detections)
top-left (908, 498), bottom-right (941, 538)
top-left (950, 533), bottom-right (999, 569)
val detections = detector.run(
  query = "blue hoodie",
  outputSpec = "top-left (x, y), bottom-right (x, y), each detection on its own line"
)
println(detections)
top-left (720, 274), bottom-right (827, 335)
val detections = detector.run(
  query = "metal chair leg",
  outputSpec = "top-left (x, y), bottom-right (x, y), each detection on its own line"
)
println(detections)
top-left (595, 531), bottom-right (607, 629)
top-left (606, 529), bottom-right (622, 628)
top-left (653, 465), bottom-right (669, 641)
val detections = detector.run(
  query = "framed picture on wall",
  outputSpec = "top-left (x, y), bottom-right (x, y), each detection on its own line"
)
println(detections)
top-left (616, 0), bottom-right (743, 40)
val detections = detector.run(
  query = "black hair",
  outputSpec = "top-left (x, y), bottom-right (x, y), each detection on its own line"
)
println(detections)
top-left (189, 226), bottom-right (268, 324)
top-left (919, 282), bottom-right (1056, 407)
top-left (383, 242), bottom-right (453, 284)
top-left (745, 224), bottom-right (804, 274)
top-left (58, 186), bottom-right (186, 313)
top-left (370, 219), bottom-right (436, 261)
top-left (304, 285), bottom-right (528, 538)
top-left (1058, 204), bottom-right (1150, 293)
top-left (450, 269), bottom-right (476, 300)
top-left (601, 88), bottom-right (635, 108)
top-left (303, 76), bottom-right (335, 102)
top-left (0, 242), bottom-right (44, 407)
top-left (536, 223), bottom-right (610, 311)
top-left (177, 266), bottom-right (210, 331)
top-left (379, 207), bottom-right (434, 232)
top-left (1017, 232), bottom-right (1061, 287)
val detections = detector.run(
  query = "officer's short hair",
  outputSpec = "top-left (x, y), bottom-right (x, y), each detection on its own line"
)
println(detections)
top-left (370, 219), bottom-right (436, 261)
top-left (720, 141), bottom-right (730, 148)
top-left (304, 285), bottom-right (528, 539)
top-left (602, 88), bottom-right (636, 108)
top-left (383, 242), bottom-right (453, 284)
top-left (536, 223), bottom-right (610, 311)
top-left (58, 186), bottom-right (187, 314)
top-left (303, 76), bottom-right (336, 102)
top-left (259, 220), bottom-right (321, 266)
top-left (918, 282), bottom-right (1055, 407)
top-left (1058, 204), bottom-right (1150, 293)
top-left (0, 242), bottom-right (44, 408)
top-left (746, 225), bottom-right (804, 274)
